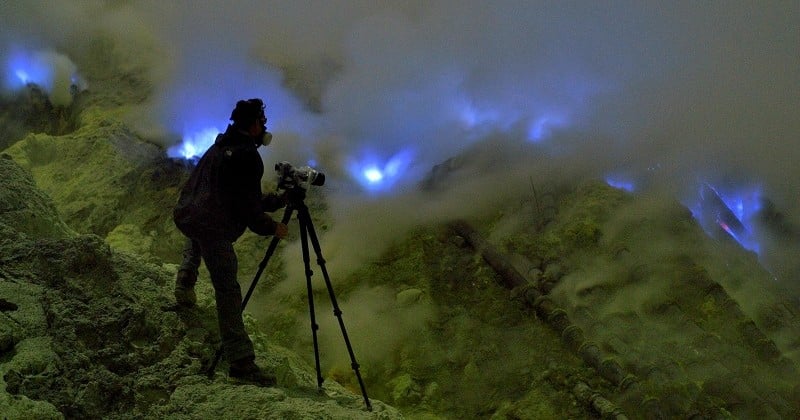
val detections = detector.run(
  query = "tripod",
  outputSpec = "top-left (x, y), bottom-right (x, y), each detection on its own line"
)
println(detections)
top-left (206, 187), bottom-right (372, 411)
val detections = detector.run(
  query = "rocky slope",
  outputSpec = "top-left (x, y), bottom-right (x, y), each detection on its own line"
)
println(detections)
top-left (0, 154), bottom-right (400, 419)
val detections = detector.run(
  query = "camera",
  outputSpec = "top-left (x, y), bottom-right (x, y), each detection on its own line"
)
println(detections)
top-left (275, 161), bottom-right (326, 191)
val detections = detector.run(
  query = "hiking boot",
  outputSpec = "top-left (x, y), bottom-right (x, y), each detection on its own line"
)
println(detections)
top-left (229, 358), bottom-right (276, 387)
top-left (174, 270), bottom-right (197, 307)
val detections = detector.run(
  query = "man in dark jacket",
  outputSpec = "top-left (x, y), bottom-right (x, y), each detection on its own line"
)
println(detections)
top-left (173, 98), bottom-right (288, 386)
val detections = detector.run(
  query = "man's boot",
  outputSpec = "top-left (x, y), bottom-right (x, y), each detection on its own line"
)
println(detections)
top-left (174, 269), bottom-right (197, 307)
top-left (229, 357), bottom-right (276, 387)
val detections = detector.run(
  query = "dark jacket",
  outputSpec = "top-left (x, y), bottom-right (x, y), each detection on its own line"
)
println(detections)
top-left (174, 125), bottom-right (279, 241)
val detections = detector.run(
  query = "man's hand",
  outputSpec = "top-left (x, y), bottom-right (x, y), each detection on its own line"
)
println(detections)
top-left (274, 222), bottom-right (289, 239)
top-left (262, 191), bottom-right (289, 212)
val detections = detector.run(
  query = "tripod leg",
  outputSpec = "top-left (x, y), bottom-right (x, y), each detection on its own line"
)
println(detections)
top-left (299, 215), bottom-right (325, 390)
top-left (298, 206), bottom-right (373, 411)
top-left (242, 206), bottom-right (294, 309)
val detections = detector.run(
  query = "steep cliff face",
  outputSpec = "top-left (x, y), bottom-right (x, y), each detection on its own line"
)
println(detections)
top-left (0, 156), bottom-right (400, 419)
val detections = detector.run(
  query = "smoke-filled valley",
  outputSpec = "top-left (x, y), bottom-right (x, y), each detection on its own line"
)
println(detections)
top-left (1, 1), bottom-right (799, 418)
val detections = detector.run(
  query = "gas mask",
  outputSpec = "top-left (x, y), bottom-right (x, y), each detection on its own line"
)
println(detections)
top-left (254, 114), bottom-right (272, 146)
top-left (261, 130), bottom-right (273, 146)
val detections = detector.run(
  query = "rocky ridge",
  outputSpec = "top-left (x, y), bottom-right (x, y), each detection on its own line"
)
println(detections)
top-left (0, 154), bottom-right (400, 419)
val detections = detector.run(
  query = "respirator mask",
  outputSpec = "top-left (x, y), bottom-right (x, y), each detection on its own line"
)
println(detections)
top-left (256, 113), bottom-right (271, 146)
top-left (261, 130), bottom-right (273, 146)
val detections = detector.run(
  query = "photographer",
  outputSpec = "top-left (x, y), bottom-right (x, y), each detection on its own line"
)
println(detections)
top-left (173, 98), bottom-right (288, 386)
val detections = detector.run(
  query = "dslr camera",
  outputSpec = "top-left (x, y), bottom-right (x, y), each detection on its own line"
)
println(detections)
top-left (275, 161), bottom-right (326, 191)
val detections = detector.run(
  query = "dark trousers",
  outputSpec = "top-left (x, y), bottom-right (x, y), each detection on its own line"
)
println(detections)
top-left (179, 237), bottom-right (255, 363)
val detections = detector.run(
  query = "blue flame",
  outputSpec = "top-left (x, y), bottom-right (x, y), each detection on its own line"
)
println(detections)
top-left (718, 187), bottom-right (762, 223)
top-left (346, 148), bottom-right (415, 193)
top-left (689, 182), bottom-right (762, 254)
top-left (15, 69), bottom-right (30, 84)
top-left (456, 100), bottom-right (502, 130)
top-left (167, 127), bottom-right (220, 159)
top-left (527, 112), bottom-right (568, 142)
top-left (364, 167), bottom-right (384, 183)
top-left (604, 176), bottom-right (635, 192)
top-left (716, 185), bottom-right (762, 254)
top-left (4, 49), bottom-right (53, 91)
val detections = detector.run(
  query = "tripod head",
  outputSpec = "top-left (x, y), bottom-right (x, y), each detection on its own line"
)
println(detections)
top-left (283, 185), bottom-right (309, 208)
